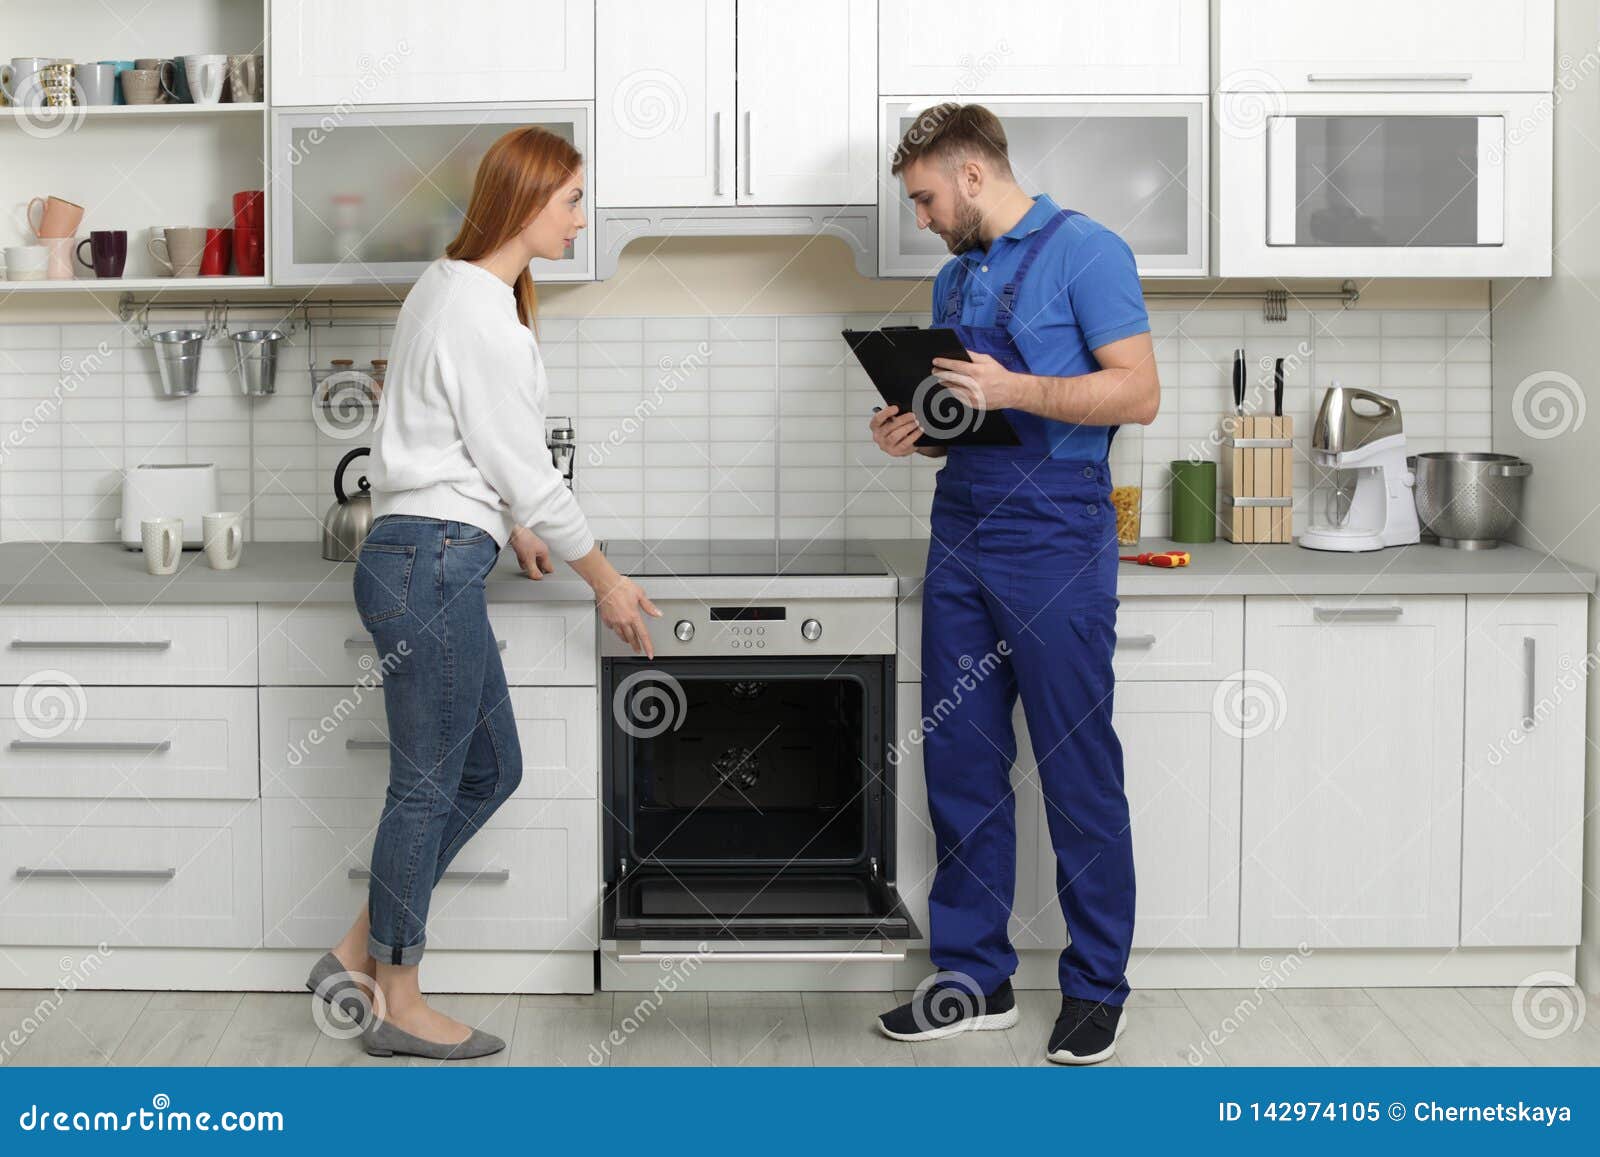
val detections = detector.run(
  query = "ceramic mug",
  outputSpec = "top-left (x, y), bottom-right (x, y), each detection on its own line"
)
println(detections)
top-left (141, 518), bottom-right (183, 574)
top-left (27, 195), bottom-right (84, 239)
top-left (0, 57), bottom-right (51, 108)
top-left (77, 230), bottom-right (128, 278)
top-left (135, 58), bottom-right (181, 103)
top-left (202, 511), bottom-right (244, 569)
top-left (75, 62), bottom-right (117, 105)
top-left (2, 245), bottom-right (49, 281)
top-left (99, 60), bottom-right (134, 104)
top-left (149, 226), bottom-right (207, 278)
top-left (42, 237), bottom-right (75, 280)
top-left (200, 227), bottom-right (233, 275)
top-left (184, 54), bottom-right (226, 104)
top-left (225, 54), bottom-right (262, 102)
top-left (39, 61), bottom-right (75, 107)
top-left (120, 69), bottom-right (161, 105)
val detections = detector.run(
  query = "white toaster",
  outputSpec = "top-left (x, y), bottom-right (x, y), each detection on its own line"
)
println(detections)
top-left (116, 463), bottom-right (221, 550)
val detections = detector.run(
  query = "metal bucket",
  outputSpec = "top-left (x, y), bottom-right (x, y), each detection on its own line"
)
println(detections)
top-left (149, 329), bottom-right (205, 397)
top-left (230, 328), bottom-right (285, 396)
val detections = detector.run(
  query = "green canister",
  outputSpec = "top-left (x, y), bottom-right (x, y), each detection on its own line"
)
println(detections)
top-left (1169, 460), bottom-right (1217, 544)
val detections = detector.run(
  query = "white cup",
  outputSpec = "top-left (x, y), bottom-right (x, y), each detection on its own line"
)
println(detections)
top-left (3, 244), bottom-right (49, 281)
top-left (184, 54), bottom-right (227, 104)
top-left (202, 511), bottom-right (243, 569)
top-left (141, 517), bottom-right (182, 574)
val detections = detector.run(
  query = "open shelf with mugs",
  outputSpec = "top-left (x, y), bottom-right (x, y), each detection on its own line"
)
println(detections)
top-left (0, 0), bottom-right (268, 292)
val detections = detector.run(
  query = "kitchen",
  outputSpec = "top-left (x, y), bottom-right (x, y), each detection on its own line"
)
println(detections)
top-left (0, 0), bottom-right (1597, 1082)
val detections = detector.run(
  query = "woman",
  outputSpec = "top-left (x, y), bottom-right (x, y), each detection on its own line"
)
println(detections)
top-left (306, 127), bottom-right (660, 1061)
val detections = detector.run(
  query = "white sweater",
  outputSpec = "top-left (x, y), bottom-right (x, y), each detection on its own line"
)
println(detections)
top-left (367, 258), bottom-right (595, 561)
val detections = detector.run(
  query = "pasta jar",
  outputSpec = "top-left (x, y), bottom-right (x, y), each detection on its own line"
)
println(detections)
top-left (1107, 423), bottom-right (1144, 547)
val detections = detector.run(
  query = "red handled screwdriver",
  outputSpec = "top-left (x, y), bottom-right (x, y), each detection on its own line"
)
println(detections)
top-left (1119, 550), bottom-right (1191, 568)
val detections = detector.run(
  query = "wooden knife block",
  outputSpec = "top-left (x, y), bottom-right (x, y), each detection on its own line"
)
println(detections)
top-left (1219, 414), bottom-right (1294, 543)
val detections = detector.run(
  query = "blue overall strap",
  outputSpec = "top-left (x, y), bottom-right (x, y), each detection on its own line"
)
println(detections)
top-left (994, 209), bottom-right (1080, 327)
top-left (940, 259), bottom-right (969, 323)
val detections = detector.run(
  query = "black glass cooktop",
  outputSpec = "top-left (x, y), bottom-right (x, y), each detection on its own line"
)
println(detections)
top-left (602, 539), bottom-right (889, 578)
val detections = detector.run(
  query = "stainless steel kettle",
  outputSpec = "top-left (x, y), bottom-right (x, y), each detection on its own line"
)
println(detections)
top-left (322, 446), bottom-right (374, 562)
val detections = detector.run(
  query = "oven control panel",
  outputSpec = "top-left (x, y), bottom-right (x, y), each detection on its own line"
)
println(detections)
top-left (600, 598), bottom-right (895, 657)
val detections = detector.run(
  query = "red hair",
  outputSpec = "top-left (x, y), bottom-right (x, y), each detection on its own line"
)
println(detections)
top-left (445, 126), bottom-right (582, 330)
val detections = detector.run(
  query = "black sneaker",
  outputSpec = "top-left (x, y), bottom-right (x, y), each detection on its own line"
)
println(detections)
top-left (1046, 995), bottom-right (1126, 1064)
top-left (877, 974), bottom-right (1018, 1042)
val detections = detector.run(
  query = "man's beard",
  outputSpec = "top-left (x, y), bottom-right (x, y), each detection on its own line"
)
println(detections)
top-left (944, 200), bottom-right (985, 255)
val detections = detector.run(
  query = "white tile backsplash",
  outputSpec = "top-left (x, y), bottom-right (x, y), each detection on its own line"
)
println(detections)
top-left (0, 307), bottom-right (1494, 544)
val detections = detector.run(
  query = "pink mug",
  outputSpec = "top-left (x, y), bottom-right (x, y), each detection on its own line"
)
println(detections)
top-left (27, 195), bottom-right (84, 240)
top-left (42, 236), bottom-right (76, 280)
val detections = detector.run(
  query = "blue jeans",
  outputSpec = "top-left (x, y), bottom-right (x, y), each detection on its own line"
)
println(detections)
top-left (351, 514), bottom-right (523, 965)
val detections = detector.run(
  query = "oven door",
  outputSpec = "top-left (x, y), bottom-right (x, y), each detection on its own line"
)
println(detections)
top-left (601, 656), bottom-right (917, 959)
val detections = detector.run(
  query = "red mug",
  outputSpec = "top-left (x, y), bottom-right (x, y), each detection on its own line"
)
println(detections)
top-left (231, 189), bottom-right (263, 230)
top-left (232, 226), bottom-right (264, 277)
top-left (200, 227), bottom-right (233, 276)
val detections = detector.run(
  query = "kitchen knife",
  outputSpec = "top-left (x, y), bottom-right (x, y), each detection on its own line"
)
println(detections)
top-left (1232, 348), bottom-right (1245, 415)
top-left (1273, 357), bottom-right (1284, 417)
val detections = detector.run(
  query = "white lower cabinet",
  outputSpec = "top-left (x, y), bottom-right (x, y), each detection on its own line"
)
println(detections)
top-left (262, 797), bottom-right (597, 952)
top-left (0, 686), bottom-right (257, 800)
top-left (0, 799), bottom-right (262, 948)
top-left (1240, 595), bottom-right (1466, 948)
top-left (259, 685), bottom-right (597, 800)
top-left (0, 604), bottom-right (256, 685)
top-left (1461, 594), bottom-right (1587, 946)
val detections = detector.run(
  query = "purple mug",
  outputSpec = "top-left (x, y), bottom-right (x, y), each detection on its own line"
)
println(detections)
top-left (76, 230), bottom-right (128, 279)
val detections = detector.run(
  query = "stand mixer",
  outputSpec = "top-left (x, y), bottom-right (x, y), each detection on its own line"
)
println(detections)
top-left (1298, 383), bottom-right (1421, 553)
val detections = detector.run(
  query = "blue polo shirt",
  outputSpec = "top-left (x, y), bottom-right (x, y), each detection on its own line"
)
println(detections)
top-left (932, 193), bottom-right (1150, 460)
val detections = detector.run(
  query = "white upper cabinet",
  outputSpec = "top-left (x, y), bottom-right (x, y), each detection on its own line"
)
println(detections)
top-left (879, 0), bottom-right (1208, 95)
top-left (595, 0), bottom-right (736, 208)
top-left (270, 0), bottom-right (594, 105)
top-left (1216, 0), bottom-right (1554, 92)
top-left (737, 0), bottom-right (878, 205)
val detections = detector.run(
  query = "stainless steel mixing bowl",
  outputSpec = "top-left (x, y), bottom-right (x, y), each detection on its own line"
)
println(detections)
top-left (1408, 451), bottom-right (1532, 549)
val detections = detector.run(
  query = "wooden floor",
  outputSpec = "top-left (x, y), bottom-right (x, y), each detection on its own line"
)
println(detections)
top-left (1, 986), bottom-right (1596, 1066)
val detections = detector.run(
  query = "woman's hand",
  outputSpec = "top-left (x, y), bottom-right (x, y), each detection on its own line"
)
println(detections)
top-left (508, 526), bottom-right (554, 580)
top-left (870, 405), bottom-right (925, 457)
top-left (596, 576), bottom-right (662, 659)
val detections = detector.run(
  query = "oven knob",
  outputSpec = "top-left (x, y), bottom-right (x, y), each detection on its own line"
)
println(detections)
top-left (674, 620), bottom-right (695, 642)
top-left (801, 618), bottom-right (822, 642)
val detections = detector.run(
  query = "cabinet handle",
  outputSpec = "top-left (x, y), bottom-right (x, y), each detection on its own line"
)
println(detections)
top-left (1307, 72), bottom-right (1473, 83)
top-left (1311, 605), bottom-right (1404, 622)
top-left (744, 110), bottom-right (753, 196)
top-left (1114, 633), bottom-right (1158, 650)
top-left (345, 636), bottom-right (505, 652)
top-left (1522, 635), bottom-right (1537, 730)
top-left (10, 638), bottom-right (171, 651)
top-left (344, 738), bottom-right (388, 751)
top-left (347, 867), bottom-right (510, 885)
top-left (9, 739), bottom-right (172, 753)
top-left (16, 867), bottom-right (176, 881)
top-left (612, 942), bottom-right (906, 965)
top-left (712, 110), bottom-right (723, 196)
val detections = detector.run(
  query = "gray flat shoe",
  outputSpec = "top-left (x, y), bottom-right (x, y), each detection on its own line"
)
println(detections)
top-left (361, 1016), bottom-right (506, 1060)
top-left (305, 951), bottom-right (372, 1024)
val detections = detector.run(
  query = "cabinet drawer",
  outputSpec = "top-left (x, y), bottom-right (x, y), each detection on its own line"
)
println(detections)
top-left (1112, 597), bottom-right (1243, 681)
top-left (0, 799), bottom-right (261, 947)
top-left (261, 686), bottom-right (597, 799)
top-left (0, 605), bottom-right (256, 685)
top-left (262, 797), bottom-right (597, 951)
top-left (258, 603), bottom-right (597, 686)
top-left (0, 686), bottom-right (257, 800)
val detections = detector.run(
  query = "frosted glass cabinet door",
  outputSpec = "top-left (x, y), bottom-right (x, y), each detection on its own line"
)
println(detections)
top-left (879, 99), bottom-right (1207, 278)
top-left (271, 105), bottom-right (593, 284)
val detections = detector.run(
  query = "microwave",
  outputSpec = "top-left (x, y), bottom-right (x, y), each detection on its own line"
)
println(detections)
top-left (1217, 91), bottom-right (1551, 278)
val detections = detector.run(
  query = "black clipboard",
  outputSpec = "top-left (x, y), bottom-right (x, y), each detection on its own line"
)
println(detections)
top-left (842, 326), bottom-right (1021, 447)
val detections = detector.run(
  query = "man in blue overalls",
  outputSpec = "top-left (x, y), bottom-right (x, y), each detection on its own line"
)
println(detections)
top-left (871, 104), bottom-right (1159, 1065)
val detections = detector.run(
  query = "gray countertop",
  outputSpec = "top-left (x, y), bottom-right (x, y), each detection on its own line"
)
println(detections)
top-left (875, 537), bottom-right (1598, 599)
top-left (0, 537), bottom-right (1589, 606)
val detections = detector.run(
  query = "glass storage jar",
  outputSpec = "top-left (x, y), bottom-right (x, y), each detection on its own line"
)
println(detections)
top-left (1108, 422), bottom-right (1144, 547)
